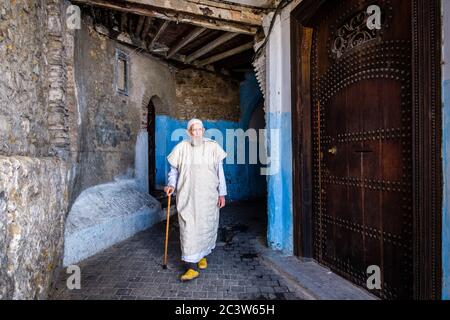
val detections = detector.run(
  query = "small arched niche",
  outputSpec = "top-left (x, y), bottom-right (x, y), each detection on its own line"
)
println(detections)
top-left (136, 95), bottom-right (166, 194)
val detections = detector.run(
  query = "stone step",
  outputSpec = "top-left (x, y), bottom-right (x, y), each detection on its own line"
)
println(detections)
top-left (251, 235), bottom-right (378, 300)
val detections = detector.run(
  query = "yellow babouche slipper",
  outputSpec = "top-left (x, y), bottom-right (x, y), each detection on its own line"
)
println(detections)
top-left (198, 258), bottom-right (207, 270)
top-left (180, 269), bottom-right (199, 281)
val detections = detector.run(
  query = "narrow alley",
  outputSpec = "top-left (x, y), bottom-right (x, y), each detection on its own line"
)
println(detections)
top-left (50, 201), bottom-right (305, 300)
top-left (1, 0), bottom-right (449, 302)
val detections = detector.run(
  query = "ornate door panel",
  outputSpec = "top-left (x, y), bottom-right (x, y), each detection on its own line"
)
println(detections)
top-left (310, 0), bottom-right (413, 299)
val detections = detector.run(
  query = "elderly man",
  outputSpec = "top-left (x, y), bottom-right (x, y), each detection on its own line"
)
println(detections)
top-left (164, 118), bottom-right (227, 281)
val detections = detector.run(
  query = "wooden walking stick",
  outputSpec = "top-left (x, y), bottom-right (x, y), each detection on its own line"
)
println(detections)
top-left (162, 193), bottom-right (171, 269)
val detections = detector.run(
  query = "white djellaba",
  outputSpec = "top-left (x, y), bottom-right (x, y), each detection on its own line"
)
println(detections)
top-left (167, 119), bottom-right (227, 263)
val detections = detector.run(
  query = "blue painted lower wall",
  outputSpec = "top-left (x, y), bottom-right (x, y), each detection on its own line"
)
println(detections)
top-left (443, 79), bottom-right (450, 300)
top-left (266, 112), bottom-right (293, 255)
top-left (155, 116), bottom-right (266, 201)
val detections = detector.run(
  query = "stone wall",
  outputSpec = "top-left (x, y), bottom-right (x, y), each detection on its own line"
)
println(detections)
top-left (0, 1), bottom-right (258, 299)
top-left (72, 15), bottom-right (177, 199)
top-left (72, 15), bottom-right (243, 198)
top-left (0, 0), bottom-right (72, 299)
top-left (0, 156), bottom-right (68, 299)
top-left (0, 1), bottom-right (51, 157)
top-left (174, 69), bottom-right (240, 121)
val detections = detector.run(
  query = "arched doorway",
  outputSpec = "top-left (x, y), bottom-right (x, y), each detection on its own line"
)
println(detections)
top-left (147, 96), bottom-right (163, 195)
top-left (147, 98), bottom-right (155, 194)
top-left (248, 102), bottom-right (267, 199)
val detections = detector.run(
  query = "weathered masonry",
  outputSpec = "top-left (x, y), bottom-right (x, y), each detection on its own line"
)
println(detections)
top-left (1, 0), bottom-right (450, 300)
top-left (0, 0), bottom-right (268, 299)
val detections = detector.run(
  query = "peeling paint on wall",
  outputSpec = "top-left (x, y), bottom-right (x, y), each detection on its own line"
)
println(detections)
top-left (264, 11), bottom-right (294, 254)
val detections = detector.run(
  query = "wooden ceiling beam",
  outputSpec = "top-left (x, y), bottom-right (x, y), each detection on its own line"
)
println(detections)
top-left (167, 27), bottom-right (207, 59)
top-left (107, 10), bottom-right (117, 29)
top-left (93, 21), bottom-right (242, 78)
top-left (120, 12), bottom-right (128, 32)
top-left (149, 20), bottom-right (170, 50)
top-left (72, 0), bottom-right (260, 34)
top-left (128, 14), bottom-right (135, 34)
top-left (196, 42), bottom-right (254, 66)
top-left (120, 0), bottom-right (262, 26)
top-left (141, 16), bottom-right (153, 39)
top-left (135, 15), bottom-right (145, 36)
top-left (185, 32), bottom-right (239, 63)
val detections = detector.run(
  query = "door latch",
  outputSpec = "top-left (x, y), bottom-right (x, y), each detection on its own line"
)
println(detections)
top-left (328, 146), bottom-right (337, 155)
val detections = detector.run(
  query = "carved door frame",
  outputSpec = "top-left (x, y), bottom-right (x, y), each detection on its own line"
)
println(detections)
top-left (290, 0), bottom-right (442, 299)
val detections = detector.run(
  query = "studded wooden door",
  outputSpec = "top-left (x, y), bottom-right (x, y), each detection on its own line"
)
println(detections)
top-left (310, 0), bottom-right (413, 299)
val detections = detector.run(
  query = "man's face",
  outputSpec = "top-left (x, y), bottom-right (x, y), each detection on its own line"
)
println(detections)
top-left (189, 123), bottom-right (204, 138)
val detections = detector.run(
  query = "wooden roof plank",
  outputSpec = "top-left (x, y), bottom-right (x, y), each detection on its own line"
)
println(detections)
top-left (72, 0), bottom-right (260, 34)
top-left (185, 32), bottom-right (239, 63)
top-left (141, 16), bottom-right (153, 39)
top-left (125, 0), bottom-right (263, 26)
top-left (167, 27), bottom-right (207, 59)
top-left (135, 15), bottom-right (146, 36)
top-left (149, 20), bottom-right (171, 50)
top-left (196, 42), bottom-right (254, 66)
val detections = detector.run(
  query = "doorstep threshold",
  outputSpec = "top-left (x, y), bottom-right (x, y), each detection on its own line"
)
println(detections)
top-left (256, 242), bottom-right (378, 300)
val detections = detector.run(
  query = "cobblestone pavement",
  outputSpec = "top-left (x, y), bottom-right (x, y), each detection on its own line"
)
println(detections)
top-left (50, 200), bottom-right (304, 300)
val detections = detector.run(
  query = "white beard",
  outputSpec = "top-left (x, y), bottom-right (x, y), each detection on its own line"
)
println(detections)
top-left (190, 136), bottom-right (204, 147)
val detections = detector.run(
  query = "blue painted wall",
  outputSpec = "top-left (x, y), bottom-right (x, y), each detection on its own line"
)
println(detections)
top-left (266, 112), bottom-right (293, 255)
top-left (156, 117), bottom-right (264, 201)
top-left (155, 72), bottom-right (266, 202)
top-left (443, 79), bottom-right (450, 300)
